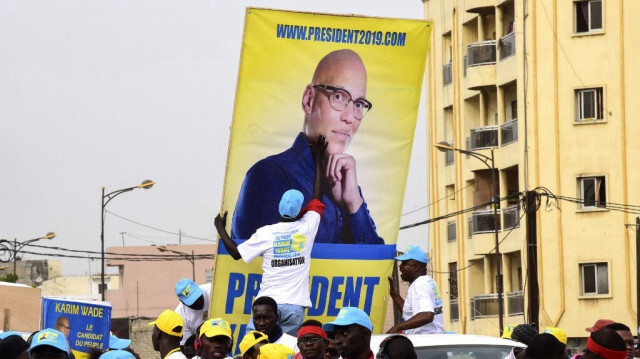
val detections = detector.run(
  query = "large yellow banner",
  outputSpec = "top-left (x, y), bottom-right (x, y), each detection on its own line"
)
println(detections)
top-left (212, 8), bottom-right (431, 354)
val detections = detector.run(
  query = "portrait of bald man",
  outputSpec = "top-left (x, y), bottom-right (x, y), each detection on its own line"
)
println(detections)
top-left (231, 49), bottom-right (384, 245)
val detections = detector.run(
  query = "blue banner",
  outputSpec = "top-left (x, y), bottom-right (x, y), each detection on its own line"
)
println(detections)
top-left (42, 297), bottom-right (112, 355)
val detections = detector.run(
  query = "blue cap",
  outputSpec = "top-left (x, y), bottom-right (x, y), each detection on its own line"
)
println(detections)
top-left (28, 329), bottom-right (69, 354)
top-left (394, 245), bottom-right (428, 264)
top-left (109, 333), bottom-right (131, 350)
top-left (0, 330), bottom-right (20, 340)
top-left (175, 279), bottom-right (203, 306)
top-left (279, 189), bottom-right (304, 219)
top-left (100, 349), bottom-right (136, 359)
top-left (322, 307), bottom-right (373, 332)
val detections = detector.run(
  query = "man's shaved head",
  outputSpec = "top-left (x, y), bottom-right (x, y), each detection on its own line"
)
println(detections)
top-left (302, 49), bottom-right (368, 155)
top-left (311, 49), bottom-right (367, 88)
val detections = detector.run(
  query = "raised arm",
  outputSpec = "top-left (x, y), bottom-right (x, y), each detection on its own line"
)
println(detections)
top-left (312, 134), bottom-right (327, 201)
top-left (214, 212), bottom-right (242, 260)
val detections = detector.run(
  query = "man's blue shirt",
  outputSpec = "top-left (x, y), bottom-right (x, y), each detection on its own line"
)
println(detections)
top-left (231, 133), bottom-right (384, 244)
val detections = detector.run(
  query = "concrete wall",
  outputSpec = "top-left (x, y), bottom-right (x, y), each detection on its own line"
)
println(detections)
top-left (129, 318), bottom-right (155, 359)
top-left (106, 244), bottom-right (215, 318)
top-left (0, 282), bottom-right (41, 332)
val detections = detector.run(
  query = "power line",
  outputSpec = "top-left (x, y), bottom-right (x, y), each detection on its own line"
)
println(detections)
top-left (402, 183), bottom-right (473, 217)
top-left (427, 211), bottom-right (525, 275)
top-left (22, 242), bottom-right (213, 259)
top-left (20, 250), bottom-right (214, 262)
top-left (105, 210), bottom-right (216, 242)
top-left (400, 193), bottom-right (521, 230)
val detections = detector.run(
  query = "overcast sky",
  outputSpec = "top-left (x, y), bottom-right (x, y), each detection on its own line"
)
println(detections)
top-left (0, 0), bottom-right (429, 276)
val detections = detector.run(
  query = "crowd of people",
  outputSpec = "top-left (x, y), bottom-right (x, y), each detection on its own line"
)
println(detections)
top-left (2, 47), bottom-right (639, 359)
top-left (501, 319), bottom-right (640, 359)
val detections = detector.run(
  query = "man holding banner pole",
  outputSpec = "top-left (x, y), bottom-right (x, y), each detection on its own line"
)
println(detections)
top-left (215, 135), bottom-right (327, 336)
top-left (231, 49), bottom-right (384, 246)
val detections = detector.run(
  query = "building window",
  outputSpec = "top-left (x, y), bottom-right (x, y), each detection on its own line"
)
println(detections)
top-left (448, 262), bottom-right (459, 321)
top-left (576, 88), bottom-right (603, 122)
top-left (575, 0), bottom-right (602, 33)
top-left (579, 176), bottom-right (606, 208)
top-left (580, 262), bottom-right (609, 295)
top-left (447, 221), bottom-right (456, 242)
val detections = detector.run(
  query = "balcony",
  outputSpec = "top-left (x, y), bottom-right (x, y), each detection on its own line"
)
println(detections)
top-left (500, 119), bottom-right (517, 146)
top-left (465, 41), bottom-right (496, 90)
top-left (443, 63), bottom-right (453, 86)
top-left (468, 41), bottom-right (496, 67)
top-left (471, 209), bottom-right (500, 234)
top-left (466, 0), bottom-right (496, 14)
top-left (447, 221), bottom-right (457, 242)
top-left (450, 299), bottom-right (460, 321)
top-left (470, 293), bottom-right (499, 319)
top-left (507, 291), bottom-right (524, 316)
top-left (499, 32), bottom-right (515, 60)
top-left (470, 126), bottom-right (498, 150)
top-left (502, 205), bottom-right (520, 230)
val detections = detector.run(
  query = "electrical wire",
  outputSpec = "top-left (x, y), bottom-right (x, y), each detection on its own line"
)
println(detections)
top-left (400, 193), bottom-right (521, 230)
top-left (427, 211), bottom-right (525, 275)
top-left (22, 242), bottom-right (213, 259)
top-left (402, 183), bottom-right (473, 216)
top-left (105, 210), bottom-right (216, 242)
top-left (18, 250), bottom-right (214, 262)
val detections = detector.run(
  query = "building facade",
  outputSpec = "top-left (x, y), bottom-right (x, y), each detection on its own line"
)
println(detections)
top-left (422, 0), bottom-right (639, 347)
top-left (106, 244), bottom-right (215, 318)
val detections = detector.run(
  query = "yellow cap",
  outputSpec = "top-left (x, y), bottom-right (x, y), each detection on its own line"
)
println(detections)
top-left (257, 344), bottom-right (295, 359)
top-left (543, 326), bottom-right (567, 345)
top-left (199, 318), bottom-right (233, 339)
top-left (149, 310), bottom-right (184, 337)
top-left (501, 324), bottom-right (516, 339)
top-left (240, 331), bottom-right (269, 355)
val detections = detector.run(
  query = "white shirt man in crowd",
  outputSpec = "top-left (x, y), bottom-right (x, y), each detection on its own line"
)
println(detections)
top-left (387, 245), bottom-right (445, 334)
top-left (174, 278), bottom-right (211, 346)
top-left (215, 135), bottom-right (327, 336)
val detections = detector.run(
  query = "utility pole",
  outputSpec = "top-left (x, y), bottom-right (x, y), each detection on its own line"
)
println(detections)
top-left (636, 217), bottom-right (640, 327)
top-left (136, 280), bottom-right (140, 317)
top-left (120, 232), bottom-right (125, 246)
top-left (179, 229), bottom-right (182, 245)
top-left (525, 191), bottom-right (539, 330)
top-left (624, 217), bottom-right (640, 332)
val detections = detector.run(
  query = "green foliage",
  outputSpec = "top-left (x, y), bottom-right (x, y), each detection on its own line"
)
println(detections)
top-left (0, 273), bottom-right (18, 283)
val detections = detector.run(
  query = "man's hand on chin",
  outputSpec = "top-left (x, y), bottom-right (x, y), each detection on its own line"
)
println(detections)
top-left (325, 153), bottom-right (364, 213)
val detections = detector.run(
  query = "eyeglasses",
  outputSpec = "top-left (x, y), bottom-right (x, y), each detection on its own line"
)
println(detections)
top-left (298, 336), bottom-right (323, 345)
top-left (325, 348), bottom-right (340, 356)
top-left (313, 84), bottom-right (373, 120)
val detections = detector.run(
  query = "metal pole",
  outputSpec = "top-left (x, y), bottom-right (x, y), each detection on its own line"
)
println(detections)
top-left (492, 150), bottom-right (504, 335)
top-left (636, 217), bottom-right (639, 332)
top-left (101, 186), bottom-right (106, 301)
top-left (526, 191), bottom-right (540, 330)
top-left (191, 250), bottom-right (195, 281)
top-left (13, 239), bottom-right (17, 278)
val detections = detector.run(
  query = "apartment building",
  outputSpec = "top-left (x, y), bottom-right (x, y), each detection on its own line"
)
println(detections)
top-left (422, 0), bottom-right (640, 347)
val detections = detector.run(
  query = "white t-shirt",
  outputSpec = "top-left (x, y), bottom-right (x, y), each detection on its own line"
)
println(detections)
top-left (274, 332), bottom-right (299, 352)
top-left (402, 275), bottom-right (445, 334)
top-left (166, 349), bottom-right (188, 359)
top-left (174, 283), bottom-right (212, 345)
top-left (237, 211), bottom-right (321, 307)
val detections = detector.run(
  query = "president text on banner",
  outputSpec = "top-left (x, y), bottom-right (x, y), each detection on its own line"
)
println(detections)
top-left (212, 8), bottom-right (431, 353)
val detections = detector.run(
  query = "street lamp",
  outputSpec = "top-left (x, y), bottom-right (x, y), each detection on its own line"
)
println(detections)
top-left (156, 246), bottom-right (196, 281)
top-left (0, 232), bottom-right (57, 278)
top-left (101, 180), bottom-right (154, 301)
top-left (435, 141), bottom-right (504, 335)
